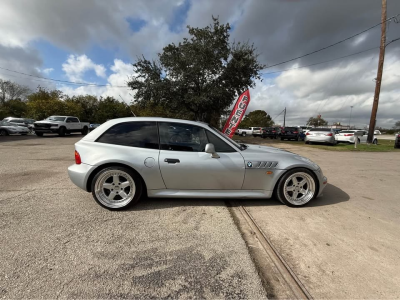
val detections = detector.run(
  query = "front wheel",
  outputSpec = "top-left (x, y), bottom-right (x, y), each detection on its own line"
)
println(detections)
top-left (36, 132), bottom-right (43, 137)
top-left (91, 166), bottom-right (143, 210)
top-left (58, 127), bottom-right (66, 137)
top-left (242, 132), bottom-right (246, 137)
top-left (81, 126), bottom-right (88, 135)
top-left (275, 168), bottom-right (317, 207)
top-left (0, 129), bottom-right (9, 136)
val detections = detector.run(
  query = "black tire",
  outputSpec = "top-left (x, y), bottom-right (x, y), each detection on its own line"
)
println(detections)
top-left (36, 132), bottom-right (43, 137)
top-left (253, 135), bottom-right (257, 137)
top-left (357, 138), bottom-right (361, 144)
top-left (275, 168), bottom-right (318, 207)
top-left (373, 139), bottom-right (378, 145)
top-left (58, 127), bottom-right (66, 137)
top-left (305, 141), bottom-right (309, 144)
top-left (242, 132), bottom-right (246, 137)
top-left (81, 126), bottom-right (89, 135)
top-left (91, 166), bottom-right (143, 210)
top-left (281, 137), bottom-right (284, 141)
top-left (0, 129), bottom-right (9, 136)
top-left (21, 133), bottom-right (28, 135)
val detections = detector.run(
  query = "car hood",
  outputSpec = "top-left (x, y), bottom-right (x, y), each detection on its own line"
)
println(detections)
top-left (35, 120), bottom-right (61, 124)
top-left (242, 144), bottom-right (294, 155)
top-left (240, 144), bottom-right (320, 171)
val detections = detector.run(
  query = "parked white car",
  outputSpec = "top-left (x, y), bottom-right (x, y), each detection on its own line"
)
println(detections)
top-left (34, 116), bottom-right (90, 137)
top-left (236, 127), bottom-right (261, 137)
top-left (335, 130), bottom-right (377, 144)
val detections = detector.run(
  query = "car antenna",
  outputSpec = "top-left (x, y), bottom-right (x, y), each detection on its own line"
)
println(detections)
top-left (119, 95), bottom-right (136, 117)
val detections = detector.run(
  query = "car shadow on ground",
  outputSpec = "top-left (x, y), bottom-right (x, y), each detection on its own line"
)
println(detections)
top-left (128, 184), bottom-right (349, 211)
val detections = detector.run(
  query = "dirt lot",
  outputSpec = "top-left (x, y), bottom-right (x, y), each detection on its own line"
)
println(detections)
top-left (0, 135), bottom-right (266, 299)
top-left (242, 140), bottom-right (400, 299)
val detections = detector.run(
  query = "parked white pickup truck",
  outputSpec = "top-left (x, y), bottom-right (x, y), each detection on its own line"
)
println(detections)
top-left (34, 116), bottom-right (89, 137)
top-left (236, 127), bottom-right (262, 137)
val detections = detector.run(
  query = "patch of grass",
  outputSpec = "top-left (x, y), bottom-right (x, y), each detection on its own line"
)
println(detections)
top-left (232, 135), bottom-right (399, 152)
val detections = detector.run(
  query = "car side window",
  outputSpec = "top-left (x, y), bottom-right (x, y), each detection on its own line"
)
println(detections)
top-left (66, 118), bottom-right (73, 123)
top-left (97, 121), bottom-right (159, 149)
top-left (158, 122), bottom-right (208, 152)
top-left (71, 118), bottom-right (79, 123)
top-left (205, 130), bottom-right (236, 152)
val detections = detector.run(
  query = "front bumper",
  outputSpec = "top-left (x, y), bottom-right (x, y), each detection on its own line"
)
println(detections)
top-left (34, 128), bottom-right (59, 133)
top-left (314, 169), bottom-right (327, 197)
top-left (68, 163), bottom-right (96, 191)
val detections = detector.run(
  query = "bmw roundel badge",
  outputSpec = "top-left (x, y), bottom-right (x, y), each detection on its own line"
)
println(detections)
top-left (247, 162), bottom-right (253, 168)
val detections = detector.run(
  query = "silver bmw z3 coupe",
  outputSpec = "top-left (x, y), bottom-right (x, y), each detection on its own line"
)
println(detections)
top-left (68, 117), bottom-right (327, 210)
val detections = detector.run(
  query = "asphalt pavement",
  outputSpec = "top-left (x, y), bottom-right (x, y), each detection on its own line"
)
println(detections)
top-left (0, 134), bottom-right (266, 299)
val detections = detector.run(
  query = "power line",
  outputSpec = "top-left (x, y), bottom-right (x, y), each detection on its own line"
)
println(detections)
top-left (261, 46), bottom-right (379, 75)
top-left (263, 14), bottom-right (399, 69)
top-left (0, 66), bottom-right (129, 88)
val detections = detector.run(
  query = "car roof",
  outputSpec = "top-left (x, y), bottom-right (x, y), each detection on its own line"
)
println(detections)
top-left (101, 117), bottom-right (210, 127)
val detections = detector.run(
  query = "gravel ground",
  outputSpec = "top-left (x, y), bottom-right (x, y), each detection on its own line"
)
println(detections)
top-left (0, 135), bottom-right (266, 299)
top-left (242, 141), bottom-right (400, 299)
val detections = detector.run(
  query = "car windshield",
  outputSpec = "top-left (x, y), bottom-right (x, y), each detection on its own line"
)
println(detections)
top-left (46, 116), bottom-right (66, 121)
top-left (24, 119), bottom-right (35, 124)
top-left (284, 127), bottom-right (297, 131)
top-left (0, 121), bottom-right (17, 127)
top-left (209, 126), bottom-right (245, 150)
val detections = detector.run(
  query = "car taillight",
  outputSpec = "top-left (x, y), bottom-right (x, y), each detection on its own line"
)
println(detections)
top-left (75, 150), bottom-right (81, 165)
top-left (272, 130), bottom-right (276, 133)
top-left (326, 133), bottom-right (333, 136)
top-left (306, 132), bottom-right (310, 135)
top-left (344, 134), bottom-right (354, 136)
top-left (293, 131), bottom-right (298, 134)
top-left (281, 131), bottom-right (285, 134)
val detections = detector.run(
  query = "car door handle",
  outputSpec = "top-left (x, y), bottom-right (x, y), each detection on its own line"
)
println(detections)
top-left (164, 158), bottom-right (180, 164)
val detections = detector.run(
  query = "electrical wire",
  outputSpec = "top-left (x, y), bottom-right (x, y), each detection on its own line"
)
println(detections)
top-left (0, 66), bottom-right (129, 88)
top-left (263, 14), bottom-right (399, 69)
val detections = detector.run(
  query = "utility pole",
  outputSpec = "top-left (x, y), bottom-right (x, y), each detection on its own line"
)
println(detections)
top-left (367, 0), bottom-right (387, 143)
top-left (348, 106), bottom-right (353, 129)
top-left (283, 107), bottom-right (286, 127)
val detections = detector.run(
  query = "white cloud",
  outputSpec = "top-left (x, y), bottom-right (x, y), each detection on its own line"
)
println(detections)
top-left (60, 58), bottom-right (133, 104)
top-left (62, 55), bottom-right (106, 82)
top-left (42, 68), bottom-right (54, 75)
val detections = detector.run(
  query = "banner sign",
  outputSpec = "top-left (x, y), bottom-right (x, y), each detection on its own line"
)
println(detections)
top-left (222, 90), bottom-right (250, 138)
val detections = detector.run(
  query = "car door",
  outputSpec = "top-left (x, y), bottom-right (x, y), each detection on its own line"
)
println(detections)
top-left (158, 122), bottom-right (245, 190)
top-left (360, 131), bottom-right (368, 143)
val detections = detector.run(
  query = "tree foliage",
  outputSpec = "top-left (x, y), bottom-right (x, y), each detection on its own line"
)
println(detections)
top-left (238, 110), bottom-right (273, 128)
top-left (128, 17), bottom-right (265, 126)
top-left (0, 79), bottom-right (30, 104)
top-left (307, 116), bottom-right (328, 127)
top-left (393, 120), bottom-right (400, 129)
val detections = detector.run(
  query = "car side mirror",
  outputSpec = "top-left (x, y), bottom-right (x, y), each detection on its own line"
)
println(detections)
top-left (205, 143), bottom-right (220, 158)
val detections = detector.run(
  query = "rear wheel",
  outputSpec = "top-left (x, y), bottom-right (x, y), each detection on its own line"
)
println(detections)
top-left (36, 132), bottom-right (43, 137)
top-left (373, 139), bottom-right (378, 145)
top-left (242, 132), bottom-right (246, 137)
top-left (91, 166), bottom-right (143, 210)
top-left (0, 129), bottom-right (9, 136)
top-left (275, 168), bottom-right (317, 207)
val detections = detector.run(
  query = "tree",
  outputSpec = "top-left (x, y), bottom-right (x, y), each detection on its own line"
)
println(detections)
top-left (94, 96), bottom-right (132, 123)
top-left (0, 79), bottom-right (30, 104)
top-left (26, 87), bottom-right (65, 120)
top-left (128, 17), bottom-right (265, 126)
top-left (239, 110), bottom-right (273, 128)
top-left (393, 121), bottom-right (400, 129)
top-left (307, 116), bottom-right (328, 127)
top-left (66, 95), bottom-right (99, 122)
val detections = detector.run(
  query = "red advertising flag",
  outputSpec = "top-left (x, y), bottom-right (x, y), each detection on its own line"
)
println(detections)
top-left (222, 90), bottom-right (250, 138)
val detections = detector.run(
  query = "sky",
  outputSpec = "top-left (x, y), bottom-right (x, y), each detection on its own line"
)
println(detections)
top-left (0, 0), bottom-right (399, 128)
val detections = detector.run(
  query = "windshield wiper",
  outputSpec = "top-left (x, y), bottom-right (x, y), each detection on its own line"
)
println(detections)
top-left (240, 143), bottom-right (248, 150)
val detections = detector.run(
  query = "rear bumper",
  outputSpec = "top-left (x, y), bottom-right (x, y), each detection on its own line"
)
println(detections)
top-left (68, 163), bottom-right (96, 191)
top-left (306, 136), bottom-right (335, 143)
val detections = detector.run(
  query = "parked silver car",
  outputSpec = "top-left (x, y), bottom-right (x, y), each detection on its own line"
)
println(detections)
top-left (68, 118), bottom-right (327, 209)
top-left (305, 128), bottom-right (337, 145)
top-left (0, 121), bottom-right (30, 136)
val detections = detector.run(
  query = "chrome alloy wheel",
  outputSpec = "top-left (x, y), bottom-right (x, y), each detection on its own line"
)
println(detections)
top-left (94, 170), bottom-right (136, 209)
top-left (283, 172), bottom-right (316, 205)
